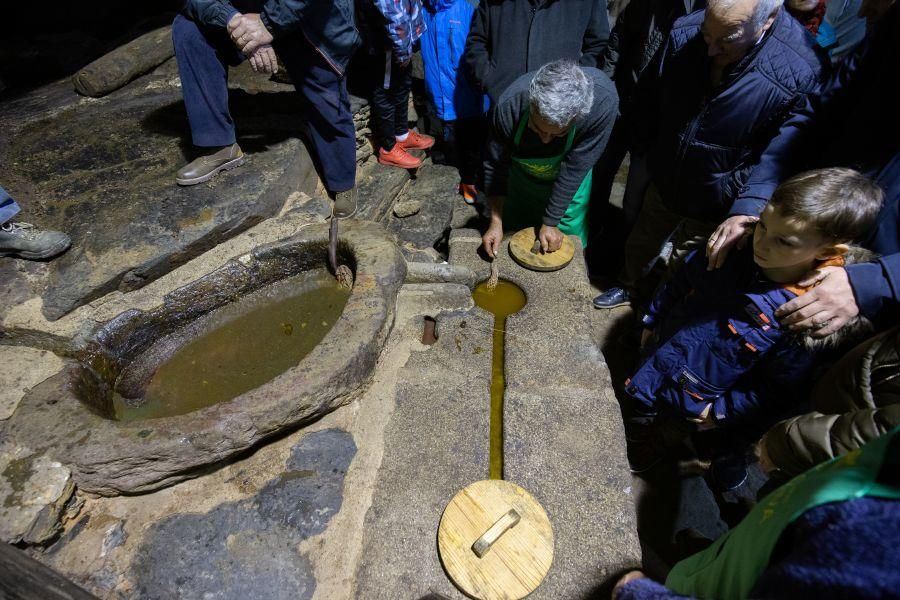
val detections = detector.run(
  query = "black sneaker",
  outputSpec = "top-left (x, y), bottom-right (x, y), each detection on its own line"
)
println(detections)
top-left (593, 287), bottom-right (631, 309)
top-left (0, 221), bottom-right (71, 260)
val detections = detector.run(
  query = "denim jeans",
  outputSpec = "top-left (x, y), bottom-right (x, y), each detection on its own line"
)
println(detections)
top-left (0, 185), bottom-right (21, 225)
top-left (172, 14), bottom-right (357, 192)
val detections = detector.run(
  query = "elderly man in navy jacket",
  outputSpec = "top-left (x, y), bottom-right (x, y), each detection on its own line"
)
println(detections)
top-left (593, 0), bottom-right (828, 309)
top-left (707, 0), bottom-right (899, 335)
top-left (172, 0), bottom-right (360, 217)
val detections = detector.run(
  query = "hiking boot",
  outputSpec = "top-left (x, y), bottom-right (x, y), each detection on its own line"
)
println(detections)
top-left (176, 143), bottom-right (245, 186)
top-left (625, 421), bottom-right (664, 473)
top-left (378, 145), bottom-right (423, 169)
top-left (459, 183), bottom-right (477, 205)
top-left (330, 187), bottom-right (358, 219)
top-left (396, 129), bottom-right (435, 151)
top-left (592, 286), bottom-right (631, 309)
top-left (0, 221), bottom-right (71, 260)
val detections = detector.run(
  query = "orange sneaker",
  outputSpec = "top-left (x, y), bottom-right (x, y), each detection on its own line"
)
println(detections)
top-left (396, 129), bottom-right (435, 151)
top-left (378, 145), bottom-right (423, 169)
top-left (459, 183), bottom-right (477, 205)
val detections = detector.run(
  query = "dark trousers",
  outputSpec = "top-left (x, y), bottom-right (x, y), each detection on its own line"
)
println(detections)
top-left (442, 117), bottom-right (487, 185)
top-left (369, 49), bottom-right (412, 152)
top-left (172, 14), bottom-right (356, 192)
top-left (588, 116), bottom-right (651, 278)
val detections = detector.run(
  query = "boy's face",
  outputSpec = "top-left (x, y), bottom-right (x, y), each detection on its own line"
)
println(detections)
top-left (752, 204), bottom-right (837, 270)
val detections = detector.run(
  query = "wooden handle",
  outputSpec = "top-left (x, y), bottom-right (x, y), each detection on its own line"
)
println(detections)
top-left (471, 509), bottom-right (521, 558)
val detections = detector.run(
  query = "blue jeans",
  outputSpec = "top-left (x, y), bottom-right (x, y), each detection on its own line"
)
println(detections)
top-left (172, 14), bottom-right (357, 192)
top-left (0, 185), bottom-right (21, 225)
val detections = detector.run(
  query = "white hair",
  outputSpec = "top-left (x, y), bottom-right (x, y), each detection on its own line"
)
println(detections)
top-left (707, 0), bottom-right (784, 31)
top-left (528, 60), bottom-right (594, 129)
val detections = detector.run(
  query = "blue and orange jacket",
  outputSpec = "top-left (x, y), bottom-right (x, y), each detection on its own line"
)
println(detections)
top-left (371, 0), bottom-right (426, 64)
top-left (625, 247), bottom-right (857, 429)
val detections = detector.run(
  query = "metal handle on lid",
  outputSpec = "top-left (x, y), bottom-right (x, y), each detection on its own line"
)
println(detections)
top-left (471, 509), bottom-right (521, 558)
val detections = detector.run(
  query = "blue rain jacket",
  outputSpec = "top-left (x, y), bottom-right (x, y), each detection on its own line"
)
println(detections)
top-left (626, 247), bottom-right (819, 428)
top-left (420, 0), bottom-right (488, 121)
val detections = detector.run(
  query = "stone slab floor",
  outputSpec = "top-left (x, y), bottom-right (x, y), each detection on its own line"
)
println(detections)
top-left (0, 49), bottom-right (748, 599)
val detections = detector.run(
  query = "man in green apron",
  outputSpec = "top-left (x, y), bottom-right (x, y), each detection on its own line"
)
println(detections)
top-left (479, 60), bottom-right (618, 257)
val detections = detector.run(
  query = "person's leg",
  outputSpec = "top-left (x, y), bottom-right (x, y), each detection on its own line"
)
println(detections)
top-left (621, 152), bottom-right (651, 233)
top-left (172, 14), bottom-right (240, 148)
top-left (369, 49), bottom-right (398, 152)
top-left (0, 185), bottom-right (21, 225)
top-left (593, 184), bottom-right (682, 308)
top-left (276, 34), bottom-right (357, 211)
top-left (393, 60), bottom-right (434, 152)
top-left (171, 14), bottom-right (245, 185)
top-left (456, 116), bottom-right (486, 185)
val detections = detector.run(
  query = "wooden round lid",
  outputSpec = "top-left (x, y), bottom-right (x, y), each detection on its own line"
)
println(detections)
top-left (438, 480), bottom-right (554, 600)
top-left (508, 227), bottom-right (575, 272)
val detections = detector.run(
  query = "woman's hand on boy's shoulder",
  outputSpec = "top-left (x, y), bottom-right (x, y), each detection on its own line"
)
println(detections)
top-left (775, 266), bottom-right (858, 337)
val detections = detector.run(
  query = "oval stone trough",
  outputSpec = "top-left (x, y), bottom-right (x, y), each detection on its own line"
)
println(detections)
top-left (3, 221), bottom-right (406, 495)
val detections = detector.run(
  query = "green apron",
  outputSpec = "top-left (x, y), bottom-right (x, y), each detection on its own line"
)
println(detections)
top-left (666, 426), bottom-right (900, 599)
top-left (503, 115), bottom-right (592, 247)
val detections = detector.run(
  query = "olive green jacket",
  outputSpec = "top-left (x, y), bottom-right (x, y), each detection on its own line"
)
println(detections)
top-left (763, 325), bottom-right (900, 476)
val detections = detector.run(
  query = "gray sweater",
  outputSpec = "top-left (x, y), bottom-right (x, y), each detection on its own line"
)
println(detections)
top-left (481, 67), bottom-right (618, 227)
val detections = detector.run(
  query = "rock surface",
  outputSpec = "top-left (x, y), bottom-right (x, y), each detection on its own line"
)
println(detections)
top-left (72, 26), bottom-right (174, 98)
top-left (353, 309), bottom-right (493, 599)
top-left (131, 429), bottom-right (355, 600)
top-left (1, 221), bottom-right (406, 495)
top-left (0, 346), bottom-right (64, 419)
top-left (0, 443), bottom-right (75, 545)
top-left (392, 199), bottom-right (421, 218)
top-left (0, 59), bottom-right (342, 322)
top-left (446, 228), bottom-right (642, 596)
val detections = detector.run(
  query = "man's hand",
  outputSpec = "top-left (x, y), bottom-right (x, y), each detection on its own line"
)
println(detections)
top-left (538, 224), bottom-right (563, 253)
top-left (775, 266), bottom-right (859, 337)
top-left (706, 215), bottom-right (759, 270)
top-left (228, 13), bottom-right (273, 55)
top-left (612, 571), bottom-right (646, 600)
top-left (482, 222), bottom-right (503, 258)
top-left (247, 45), bottom-right (278, 74)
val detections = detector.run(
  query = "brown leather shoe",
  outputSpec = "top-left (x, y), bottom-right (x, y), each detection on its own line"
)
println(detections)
top-left (330, 187), bottom-right (358, 219)
top-left (176, 143), bottom-right (245, 186)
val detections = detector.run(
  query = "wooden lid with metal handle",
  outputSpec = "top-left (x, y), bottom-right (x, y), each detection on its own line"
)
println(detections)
top-left (438, 480), bottom-right (554, 600)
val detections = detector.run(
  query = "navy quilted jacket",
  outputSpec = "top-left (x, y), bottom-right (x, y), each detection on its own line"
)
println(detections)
top-left (641, 8), bottom-right (827, 222)
top-left (626, 247), bottom-right (818, 429)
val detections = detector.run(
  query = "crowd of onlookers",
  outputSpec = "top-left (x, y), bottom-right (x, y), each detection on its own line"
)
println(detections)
top-left (2, 0), bottom-right (898, 596)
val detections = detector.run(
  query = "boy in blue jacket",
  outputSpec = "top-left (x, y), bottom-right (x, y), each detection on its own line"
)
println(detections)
top-left (624, 168), bottom-right (883, 477)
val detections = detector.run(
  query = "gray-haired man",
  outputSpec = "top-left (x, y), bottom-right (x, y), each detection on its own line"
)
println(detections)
top-left (481, 60), bottom-right (618, 256)
top-left (593, 0), bottom-right (828, 309)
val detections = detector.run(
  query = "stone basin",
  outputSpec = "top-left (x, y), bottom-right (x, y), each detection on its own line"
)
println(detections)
top-left (2, 221), bottom-right (406, 495)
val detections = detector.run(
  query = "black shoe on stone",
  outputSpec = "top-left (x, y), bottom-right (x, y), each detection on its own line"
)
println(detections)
top-left (593, 287), bottom-right (631, 309)
top-left (176, 143), bottom-right (245, 186)
top-left (330, 187), bottom-right (358, 219)
top-left (0, 221), bottom-right (71, 260)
